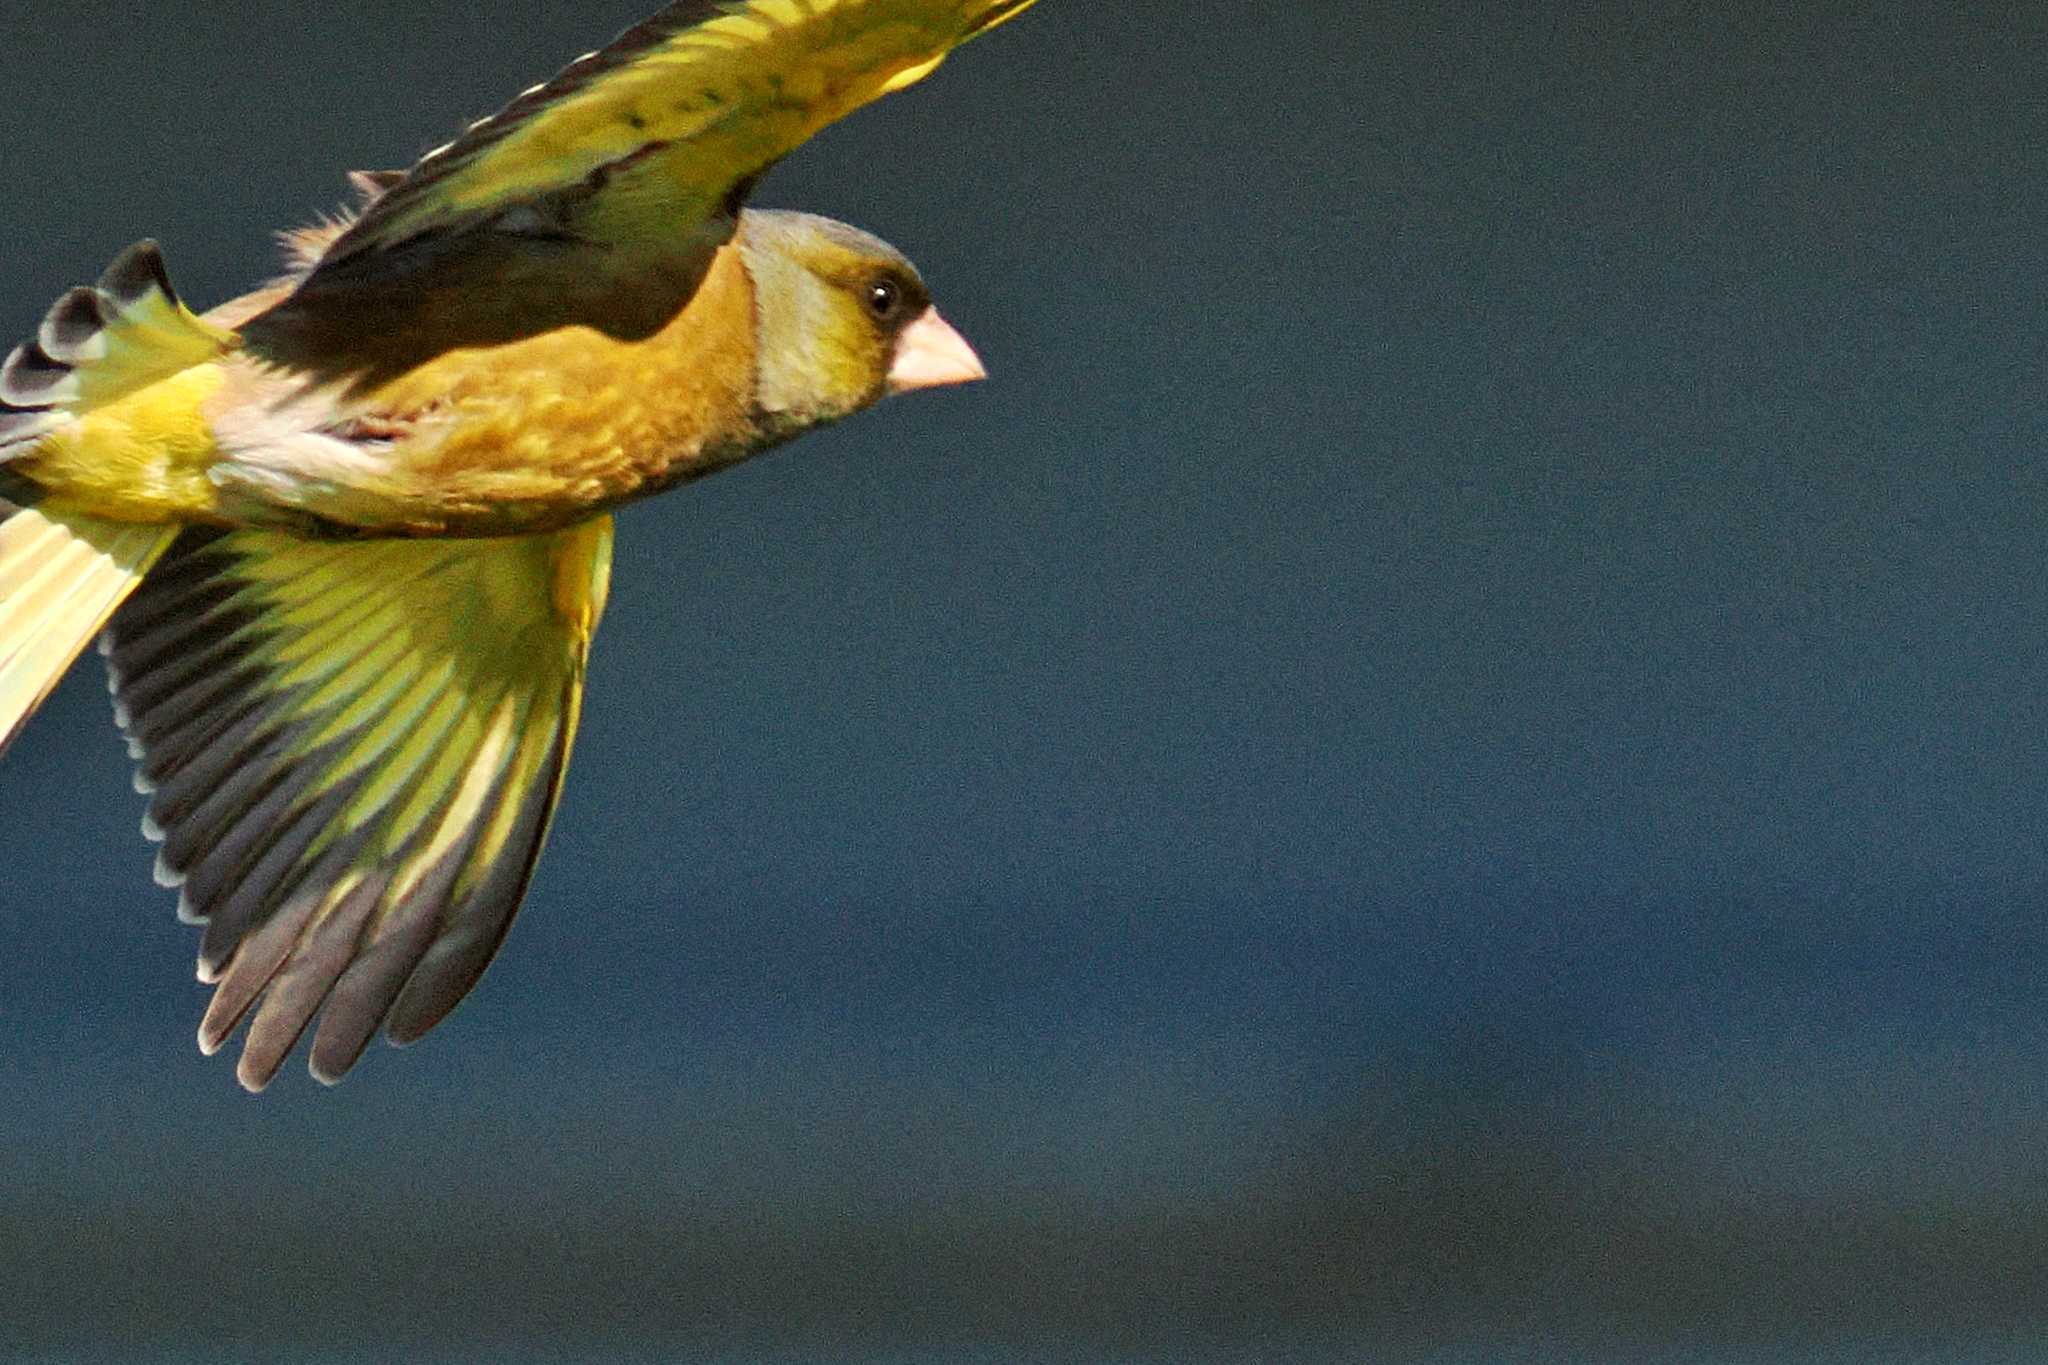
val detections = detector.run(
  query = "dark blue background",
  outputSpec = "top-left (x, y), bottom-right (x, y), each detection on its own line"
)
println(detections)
top-left (3, 4), bottom-right (2047, 1360)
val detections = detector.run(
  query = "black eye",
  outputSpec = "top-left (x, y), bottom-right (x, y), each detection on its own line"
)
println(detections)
top-left (866, 278), bottom-right (903, 321)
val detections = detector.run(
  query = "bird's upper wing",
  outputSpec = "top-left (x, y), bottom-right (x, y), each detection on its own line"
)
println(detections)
top-left (240, 0), bottom-right (1038, 384)
top-left (102, 516), bottom-right (613, 1091)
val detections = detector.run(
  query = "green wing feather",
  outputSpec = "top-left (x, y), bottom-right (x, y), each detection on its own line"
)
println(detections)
top-left (241, 0), bottom-right (1038, 383)
top-left (103, 517), bottom-right (614, 1090)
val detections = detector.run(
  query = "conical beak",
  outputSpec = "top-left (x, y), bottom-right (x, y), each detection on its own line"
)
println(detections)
top-left (886, 307), bottom-right (987, 396)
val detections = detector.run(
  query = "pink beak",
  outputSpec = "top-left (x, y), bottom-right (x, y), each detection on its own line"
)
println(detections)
top-left (886, 307), bottom-right (988, 396)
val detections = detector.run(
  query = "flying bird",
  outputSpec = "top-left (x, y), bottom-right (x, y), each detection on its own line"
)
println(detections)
top-left (0, 0), bottom-right (1038, 1090)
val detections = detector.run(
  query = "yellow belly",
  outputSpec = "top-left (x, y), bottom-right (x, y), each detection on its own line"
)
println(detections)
top-left (17, 365), bottom-right (230, 523)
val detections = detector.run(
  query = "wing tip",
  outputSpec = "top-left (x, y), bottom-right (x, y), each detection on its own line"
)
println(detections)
top-left (308, 1037), bottom-right (370, 1086)
top-left (196, 1016), bottom-right (228, 1054)
top-left (234, 1054), bottom-right (278, 1094)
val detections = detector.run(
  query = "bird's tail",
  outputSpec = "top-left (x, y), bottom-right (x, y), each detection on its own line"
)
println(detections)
top-left (0, 239), bottom-right (232, 461)
top-left (0, 502), bottom-right (176, 758)
top-left (0, 240), bottom-right (231, 756)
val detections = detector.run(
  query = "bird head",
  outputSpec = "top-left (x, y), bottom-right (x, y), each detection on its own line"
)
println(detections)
top-left (736, 209), bottom-right (985, 435)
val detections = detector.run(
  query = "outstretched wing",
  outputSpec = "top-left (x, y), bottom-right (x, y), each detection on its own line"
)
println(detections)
top-left (241, 0), bottom-right (1038, 384)
top-left (103, 517), bottom-right (614, 1091)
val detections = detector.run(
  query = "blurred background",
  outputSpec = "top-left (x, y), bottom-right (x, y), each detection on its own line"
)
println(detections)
top-left (4, 2), bottom-right (2048, 1361)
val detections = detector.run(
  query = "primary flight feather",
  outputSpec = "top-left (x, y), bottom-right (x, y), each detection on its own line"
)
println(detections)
top-left (0, 0), bottom-right (1036, 1091)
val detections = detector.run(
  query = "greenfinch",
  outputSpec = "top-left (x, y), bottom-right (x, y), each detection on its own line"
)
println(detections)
top-left (0, 0), bottom-right (1036, 1090)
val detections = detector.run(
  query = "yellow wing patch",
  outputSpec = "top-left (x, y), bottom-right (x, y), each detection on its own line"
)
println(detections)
top-left (103, 516), bottom-right (614, 1091)
top-left (241, 0), bottom-right (1037, 382)
top-left (354, 0), bottom-right (1037, 245)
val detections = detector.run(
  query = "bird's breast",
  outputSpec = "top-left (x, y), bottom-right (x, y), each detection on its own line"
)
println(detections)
top-left (320, 246), bottom-right (768, 535)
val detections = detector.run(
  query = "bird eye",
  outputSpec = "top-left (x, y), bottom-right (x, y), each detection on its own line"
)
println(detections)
top-left (866, 278), bottom-right (902, 321)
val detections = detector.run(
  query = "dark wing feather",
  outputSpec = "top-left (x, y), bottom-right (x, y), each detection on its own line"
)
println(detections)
top-left (104, 518), bottom-right (614, 1090)
top-left (239, 0), bottom-right (1039, 386)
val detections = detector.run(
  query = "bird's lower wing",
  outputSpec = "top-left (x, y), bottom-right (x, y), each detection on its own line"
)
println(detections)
top-left (103, 517), bottom-right (614, 1091)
